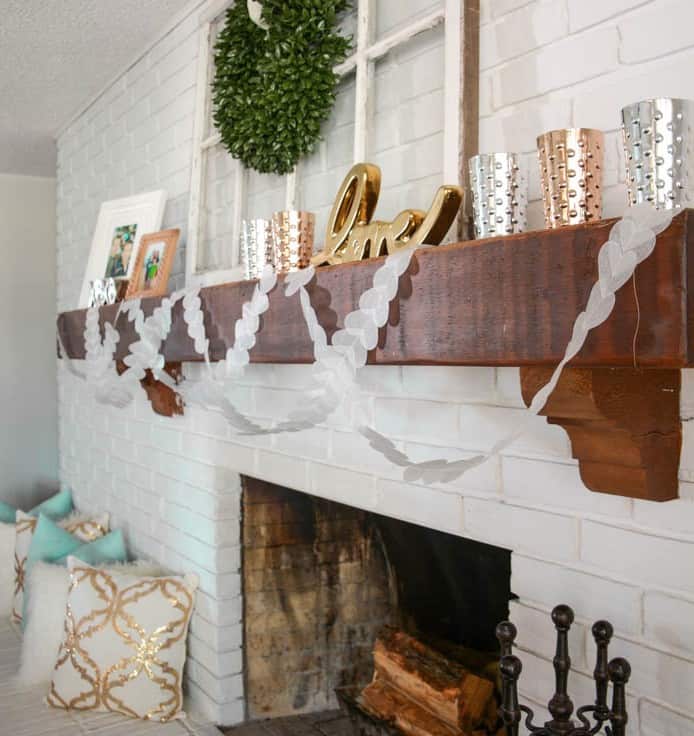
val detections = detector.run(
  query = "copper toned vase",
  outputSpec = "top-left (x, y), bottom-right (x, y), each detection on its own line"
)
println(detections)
top-left (537, 128), bottom-right (604, 228)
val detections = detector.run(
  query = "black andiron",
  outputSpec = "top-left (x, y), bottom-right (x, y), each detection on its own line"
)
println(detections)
top-left (495, 605), bottom-right (631, 736)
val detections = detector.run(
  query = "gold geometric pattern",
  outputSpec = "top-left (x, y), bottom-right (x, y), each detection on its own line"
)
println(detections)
top-left (12, 512), bottom-right (109, 625)
top-left (11, 516), bottom-right (38, 623)
top-left (48, 561), bottom-right (196, 723)
top-left (64, 518), bottom-right (107, 542)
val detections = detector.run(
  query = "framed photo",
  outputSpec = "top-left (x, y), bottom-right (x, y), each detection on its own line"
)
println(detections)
top-left (78, 190), bottom-right (167, 307)
top-left (125, 229), bottom-right (180, 300)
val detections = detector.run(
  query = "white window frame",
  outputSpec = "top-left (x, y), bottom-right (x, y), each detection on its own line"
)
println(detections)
top-left (186, 0), bottom-right (464, 288)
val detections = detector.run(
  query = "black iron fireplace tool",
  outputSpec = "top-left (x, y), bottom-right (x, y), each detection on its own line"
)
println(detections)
top-left (495, 605), bottom-right (630, 736)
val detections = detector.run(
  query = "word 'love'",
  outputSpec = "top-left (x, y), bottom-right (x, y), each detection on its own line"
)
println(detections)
top-left (311, 163), bottom-right (463, 266)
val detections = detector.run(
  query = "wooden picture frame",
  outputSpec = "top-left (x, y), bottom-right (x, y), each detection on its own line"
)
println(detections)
top-left (78, 190), bottom-right (167, 308)
top-left (125, 229), bottom-right (180, 300)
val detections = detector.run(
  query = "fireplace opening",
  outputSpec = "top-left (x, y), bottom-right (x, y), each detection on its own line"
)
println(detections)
top-left (240, 477), bottom-right (512, 731)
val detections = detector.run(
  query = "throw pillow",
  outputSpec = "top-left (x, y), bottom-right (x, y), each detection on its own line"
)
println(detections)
top-left (29, 489), bottom-right (73, 519)
top-left (0, 522), bottom-right (15, 616)
top-left (48, 558), bottom-right (197, 722)
top-left (17, 559), bottom-right (162, 687)
top-left (12, 508), bottom-right (109, 625)
top-left (0, 500), bottom-right (16, 524)
top-left (2, 489), bottom-right (74, 621)
top-left (22, 515), bottom-right (126, 627)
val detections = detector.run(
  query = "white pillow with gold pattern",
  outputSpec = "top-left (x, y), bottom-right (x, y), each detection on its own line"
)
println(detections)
top-left (47, 557), bottom-right (198, 722)
top-left (0, 522), bottom-right (15, 616)
top-left (12, 510), bottom-right (109, 624)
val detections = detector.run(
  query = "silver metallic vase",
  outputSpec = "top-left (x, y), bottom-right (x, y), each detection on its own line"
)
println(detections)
top-left (468, 153), bottom-right (527, 238)
top-left (240, 219), bottom-right (274, 280)
top-left (621, 98), bottom-right (694, 209)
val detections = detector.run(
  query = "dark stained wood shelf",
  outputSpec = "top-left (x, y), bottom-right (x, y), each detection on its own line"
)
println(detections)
top-left (58, 210), bottom-right (694, 368)
top-left (57, 211), bottom-right (694, 502)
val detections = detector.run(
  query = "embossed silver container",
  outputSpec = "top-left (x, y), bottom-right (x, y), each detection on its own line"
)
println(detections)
top-left (621, 98), bottom-right (694, 209)
top-left (272, 210), bottom-right (315, 274)
top-left (240, 218), bottom-right (274, 280)
top-left (537, 128), bottom-right (604, 228)
top-left (468, 153), bottom-right (527, 238)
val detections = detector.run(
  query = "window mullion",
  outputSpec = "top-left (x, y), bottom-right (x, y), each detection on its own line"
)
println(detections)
top-left (353, 0), bottom-right (374, 162)
top-left (443, 0), bottom-right (462, 186)
top-left (186, 20), bottom-right (213, 284)
top-left (231, 161), bottom-right (247, 269)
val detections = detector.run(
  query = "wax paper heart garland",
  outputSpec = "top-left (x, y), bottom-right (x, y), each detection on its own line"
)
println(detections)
top-left (62, 204), bottom-right (675, 487)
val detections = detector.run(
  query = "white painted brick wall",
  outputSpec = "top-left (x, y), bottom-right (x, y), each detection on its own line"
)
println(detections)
top-left (56, 0), bottom-right (694, 731)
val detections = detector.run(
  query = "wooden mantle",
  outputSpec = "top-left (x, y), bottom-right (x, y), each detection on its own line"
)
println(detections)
top-left (57, 211), bottom-right (694, 502)
top-left (58, 210), bottom-right (694, 368)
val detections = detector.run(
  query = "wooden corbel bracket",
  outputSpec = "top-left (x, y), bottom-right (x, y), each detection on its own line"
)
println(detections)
top-left (115, 361), bottom-right (184, 418)
top-left (520, 366), bottom-right (681, 501)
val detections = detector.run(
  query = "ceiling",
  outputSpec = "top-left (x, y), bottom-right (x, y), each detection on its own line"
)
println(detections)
top-left (0, 0), bottom-right (195, 177)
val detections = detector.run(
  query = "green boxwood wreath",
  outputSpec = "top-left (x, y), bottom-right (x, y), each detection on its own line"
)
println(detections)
top-left (212, 0), bottom-right (352, 176)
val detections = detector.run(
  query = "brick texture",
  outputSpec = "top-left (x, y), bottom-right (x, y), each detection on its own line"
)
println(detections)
top-left (57, 0), bottom-right (694, 731)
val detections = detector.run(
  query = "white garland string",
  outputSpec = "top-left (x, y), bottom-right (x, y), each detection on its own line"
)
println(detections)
top-left (176, 248), bottom-right (415, 438)
top-left (62, 203), bottom-right (676, 486)
top-left (175, 203), bottom-right (675, 484)
top-left (361, 204), bottom-right (676, 482)
top-left (68, 290), bottom-right (191, 407)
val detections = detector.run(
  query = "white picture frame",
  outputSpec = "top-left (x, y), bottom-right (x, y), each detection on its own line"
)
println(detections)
top-left (78, 190), bottom-right (167, 308)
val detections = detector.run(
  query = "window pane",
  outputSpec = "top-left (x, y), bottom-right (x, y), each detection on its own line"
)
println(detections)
top-left (297, 71), bottom-right (356, 250)
top-left (368, 24), bottom-right (445, 219)
top-left (246, 171), bottom-right (286, 220)
top-left (375, 0), bottom-right (444, 39)
top-left (197, 142), bottom-right (237, 272)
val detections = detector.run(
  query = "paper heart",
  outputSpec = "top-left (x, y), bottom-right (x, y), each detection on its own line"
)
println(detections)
top-left (227, 347), bottom-right (249, 368)
top-left (598, 240), bottom-right (637, 296)
top-left (249, 291), bottom-right (269, 315)
top-left (583, 284), bottom-right (616, 330)
top-left (358, 288), bottom-right (382, 311)
top-left (183, 291), bottom-right (201, 309)
top-left (357, 292), bottom-right (390, 325)
top-left (310, 323), bottom-right (327, 349)
top-left (284, 266), bottom-right (314, 296)
top-left (626, 203), bottom-right (674, 236)
top-left (332, 331), bottom-right (366, 370)
top-left (344, 310), bottom-right (378, 351)
top-left (386, 248), bottom-right (415, 276)
top-left (185, 308), bottom-right (204, 326)
top-left (373, 265), bottom-right (396, 291)
top-left (237, 332), bottom-right (256, 351)
top-left (260, 265), bottom-right (278, 293)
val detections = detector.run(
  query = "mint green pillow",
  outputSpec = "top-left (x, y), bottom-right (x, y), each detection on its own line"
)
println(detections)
top-left (57, 530), bottom-right (126, 566)
top-left (0, 500), bottom-right (15, 524)
top-left (29, 489), bottom-right (73, 520)
top-left (24, 515), bottom-right (126, 628)
top-left (0, 489), bottom-right (73, 525)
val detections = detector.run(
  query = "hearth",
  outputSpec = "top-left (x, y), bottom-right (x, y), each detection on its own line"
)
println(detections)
top-left (239, 477), bottom-right (512, 729)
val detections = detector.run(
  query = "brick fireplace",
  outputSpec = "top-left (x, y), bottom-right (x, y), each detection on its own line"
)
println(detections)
top-left (241, 477), bottom-right (510, 721)
top-left (55, 0), bottom-right (694, 732)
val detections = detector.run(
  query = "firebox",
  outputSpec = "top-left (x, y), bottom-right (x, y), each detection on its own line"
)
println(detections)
top-left (240, 477), bottom-right (512, 723)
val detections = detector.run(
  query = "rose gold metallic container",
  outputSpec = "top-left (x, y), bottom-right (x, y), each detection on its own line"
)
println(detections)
top-left (271, 210), bottom-right (315, 274)
top-left (537, 128), bottom-right (604, 228)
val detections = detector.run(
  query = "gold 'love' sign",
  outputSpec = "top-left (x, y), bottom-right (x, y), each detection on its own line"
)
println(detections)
top-left (311, 163), bottom-right (463, 266)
